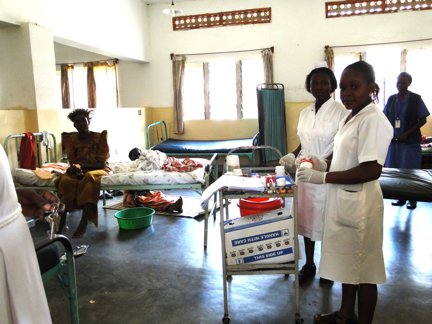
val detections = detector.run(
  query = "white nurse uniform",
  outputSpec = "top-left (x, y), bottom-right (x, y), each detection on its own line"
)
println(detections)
top-left (296, 98), bottom-right (349, 241)
top-left (0, 146), bottom-right (52, 323)
top-left (318, 103), bottom-right (393, 284)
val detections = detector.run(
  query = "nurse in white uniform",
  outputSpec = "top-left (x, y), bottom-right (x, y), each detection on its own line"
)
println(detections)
top-left (298, 61), bottom-right (393, 324)
top-left (0, 146), bottom-right (63, 323)
top-left (280, 66), bottom-right (349, 283)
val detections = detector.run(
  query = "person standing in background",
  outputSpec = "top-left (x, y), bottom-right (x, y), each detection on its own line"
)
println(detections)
top-left (383, 72), bottom-right (430, 210)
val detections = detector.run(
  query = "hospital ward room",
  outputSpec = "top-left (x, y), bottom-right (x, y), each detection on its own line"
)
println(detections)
top-left (2, 0), bottom-right (432, 323)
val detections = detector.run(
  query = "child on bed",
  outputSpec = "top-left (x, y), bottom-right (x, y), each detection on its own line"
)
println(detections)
top-left (122, 148), bottom-right (183, 213)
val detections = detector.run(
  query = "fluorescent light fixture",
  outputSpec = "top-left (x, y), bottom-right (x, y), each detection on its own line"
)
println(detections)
top-left (163, 1), bottom-right (183, 16)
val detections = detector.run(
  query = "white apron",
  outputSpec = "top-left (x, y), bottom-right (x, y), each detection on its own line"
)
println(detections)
top-left (318, 103), bottom-right (393, 284)
top-left (295, 98), bottom-right (349, 241)
top-left (0, 146), bottom-right (52, 324)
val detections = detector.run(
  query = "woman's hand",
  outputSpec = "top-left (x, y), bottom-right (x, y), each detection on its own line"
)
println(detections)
top-left (309, 155), bottom-right (327, 172)
top-left (397, 133), bottom-right (409, 143)
top-left (16, 189), bottom-right (65, 217)
top-left (297, 168), bottom-right (327, 184)
top-left (279, 153), bottom-right (295, 168)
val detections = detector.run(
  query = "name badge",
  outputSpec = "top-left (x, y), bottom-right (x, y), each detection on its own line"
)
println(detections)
top-left (395, 119), bottom-right (401, 128)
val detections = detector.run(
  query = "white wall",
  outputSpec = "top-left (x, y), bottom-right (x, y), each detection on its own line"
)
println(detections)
top-left (1, 0), bottom-right (149, 62)
top-left (118, 0), bottom-right (432, 107)
top-left (54, 43), bottom-right (114, 65)
top-left (30, 23), bottom-right (57, 110)
top-left (0, 25), bottom-right (36, 109)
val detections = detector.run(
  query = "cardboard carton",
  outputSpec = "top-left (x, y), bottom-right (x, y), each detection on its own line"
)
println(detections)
top-left (224, 208), bottom-right (296, 265)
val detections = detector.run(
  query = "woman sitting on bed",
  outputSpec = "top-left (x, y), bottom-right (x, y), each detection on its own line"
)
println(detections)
top-left (55, 108), bottom-right (111, 239)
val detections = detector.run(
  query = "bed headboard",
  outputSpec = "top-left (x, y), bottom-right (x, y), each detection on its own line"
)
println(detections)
top-left (147, 121), bottom-right (169, 149)
top-left (3, 132), bottom-right (57, 168)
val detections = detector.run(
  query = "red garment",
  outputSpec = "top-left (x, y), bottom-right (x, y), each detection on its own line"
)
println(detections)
top-left (162, 157), bottom-right (203, 172)
top-left (122, 190), bottom-right (174, 212)
top-left (19, 133), bottom-right (36, 170)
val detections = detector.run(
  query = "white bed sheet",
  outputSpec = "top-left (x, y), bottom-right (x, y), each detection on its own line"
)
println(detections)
top-left (12, 158), bottom-right (210, 187)
top-left (101, 158), bottom-right (210, 186)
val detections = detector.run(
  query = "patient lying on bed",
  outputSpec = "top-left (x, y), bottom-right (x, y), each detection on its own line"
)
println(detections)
top-left (123, 148), bottom-right (183, 213)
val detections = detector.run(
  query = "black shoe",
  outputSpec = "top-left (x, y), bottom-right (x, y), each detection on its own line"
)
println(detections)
top-left (99, 192), bottom-right (113, 199)
top-left (407, 201), bottom-right (417, 210)
top-left (319, 277), bottom-right (333, 284)
top-left (298, 264), bottom-right (316, 284)
top-left (391, 200), bottom-right (406, 206)
top-left (112, 190), bottom-right (123, 197)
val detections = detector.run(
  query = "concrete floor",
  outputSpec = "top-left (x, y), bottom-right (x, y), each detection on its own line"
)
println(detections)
top-left (30, 191), bottom-right (432, 324)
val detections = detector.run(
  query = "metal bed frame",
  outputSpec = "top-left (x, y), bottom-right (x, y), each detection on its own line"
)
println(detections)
top-left (4, 132), bottom-right (57, 168)
top-left (4, 132), bottom-right (219, 247)
top-left (147, 121), bottom-right (258, 170)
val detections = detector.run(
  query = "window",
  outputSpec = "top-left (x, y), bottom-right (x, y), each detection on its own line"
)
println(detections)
top-left (183, 63), bottom-right (205, 120)
top-left (208, 60), bottom-right (237, 120)
top-left (366, 49), bottom-right (401, 109)
top-left (72, 64), bottom-right (90, 108)
top-left (242, 59), bottom-right (264, 119)
top-left (335, 47), bottom-right (432, 110)
top-left (334, 54), bottom-right (360, 103)
top-left (173, 7), bottom-right (271, 31)
top-left (183, 58), bottom-right (263, 120)
top-left (57, 60), bottom-right (118, 109)
top-left (325, 0), bottom-right (432, 19)
top-left (406, 49), bottom-right (432, 110)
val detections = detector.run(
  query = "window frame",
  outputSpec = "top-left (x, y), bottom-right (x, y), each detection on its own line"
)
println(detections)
top-left (183, 58), bottom-right (263, 120)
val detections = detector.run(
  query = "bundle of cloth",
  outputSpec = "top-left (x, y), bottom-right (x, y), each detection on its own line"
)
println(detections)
top-left (122, 190), bottom-right (183, 213)
top-left (33, 162), bottom-right (69, 180)
top-left (12, 162), bottom-right (69, 187)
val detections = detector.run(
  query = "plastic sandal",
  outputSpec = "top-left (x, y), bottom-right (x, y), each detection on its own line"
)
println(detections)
top-left (314, 311), bottom-right (359, 324)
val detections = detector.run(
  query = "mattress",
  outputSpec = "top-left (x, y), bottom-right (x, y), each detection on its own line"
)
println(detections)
top-left (152, 138), bottom-right (254, 154)
top-left (12, 158), bottom-right (210, 187)
top-left (379, 168), bottom-right (432, 202)
top-left (102, 158), bottom-right (210, 186)
top-left (12, 168), bottom-right (57, 187)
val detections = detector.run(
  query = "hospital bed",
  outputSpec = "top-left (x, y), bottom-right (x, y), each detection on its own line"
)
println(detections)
top-left (5, 132), bottom-right (219, 247)
top-left (379, 168), bottom-right (432, 202)
top-left (147, 121), bottom-right (259, 169)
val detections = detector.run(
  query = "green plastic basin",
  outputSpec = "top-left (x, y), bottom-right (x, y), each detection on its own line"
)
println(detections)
top-left (114, 207), bottom-right (155, 230)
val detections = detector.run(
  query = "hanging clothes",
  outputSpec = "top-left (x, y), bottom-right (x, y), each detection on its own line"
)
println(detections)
top-left (19, 132), bottom-right (36, 170)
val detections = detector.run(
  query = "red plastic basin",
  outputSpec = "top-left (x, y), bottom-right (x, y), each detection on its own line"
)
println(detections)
top-left (237, 197), bottom-right (284, 217)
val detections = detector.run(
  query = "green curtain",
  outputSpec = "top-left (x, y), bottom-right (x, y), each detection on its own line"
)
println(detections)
top-left (261, 89), bottom-right (286, 161)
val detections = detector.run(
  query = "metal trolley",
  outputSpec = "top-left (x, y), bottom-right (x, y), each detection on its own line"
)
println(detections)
top-left (218, 146), bottom-right (303, 324)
